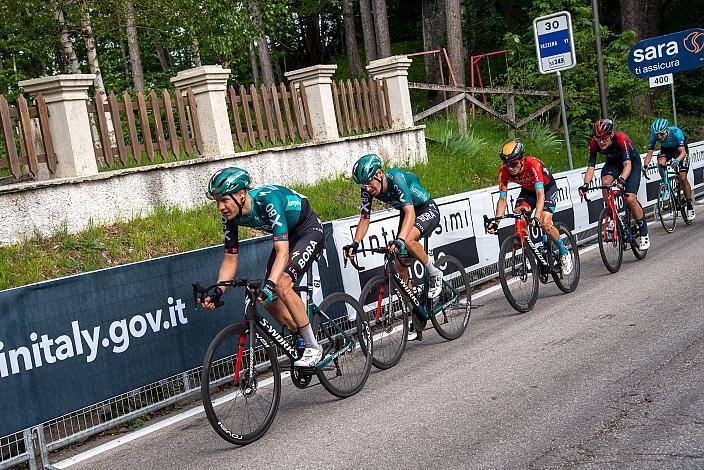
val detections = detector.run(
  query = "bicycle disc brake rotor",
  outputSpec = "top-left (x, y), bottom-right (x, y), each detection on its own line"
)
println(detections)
top-left (239, 370), bottom-right (258, 397)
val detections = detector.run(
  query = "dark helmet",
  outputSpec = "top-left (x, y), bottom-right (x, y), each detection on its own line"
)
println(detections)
top-left (206, 167), bottom-right (250, 200)
top-left (651, 118), bottom-right (669, 134)
top-left (593, 118), bottom-right (614, 138)
top-left (352, 154), bottom-right (383, 184)
top-left (499, 140), bottom-right (525, 162)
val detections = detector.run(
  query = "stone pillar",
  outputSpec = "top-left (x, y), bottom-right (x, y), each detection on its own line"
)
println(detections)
top-left (285, 65), bottom-right (339, 141)
top-left (366, 56), bottom-right (414, 129)
top-left (171, 65), bottom-right (234, 156)
top-left (18, 74), bottom-right (98, 178)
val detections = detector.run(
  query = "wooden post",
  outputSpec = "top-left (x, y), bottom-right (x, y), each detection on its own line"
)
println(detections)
top-left (507, 91), bottom-right (516, 138)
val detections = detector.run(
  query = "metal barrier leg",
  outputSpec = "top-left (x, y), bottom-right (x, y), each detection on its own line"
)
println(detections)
top-left (23, 429), bottom-right (37, 470)
top-left (34, 426), bottom-right (59, 470)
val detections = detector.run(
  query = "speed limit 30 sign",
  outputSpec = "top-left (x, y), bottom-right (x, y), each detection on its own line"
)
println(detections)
top-left (533, 11), bottom-right (577, 74)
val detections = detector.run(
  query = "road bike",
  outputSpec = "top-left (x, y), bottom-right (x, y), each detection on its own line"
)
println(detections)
top-left (348, 241), bottom-right (471, 370)
top-left (644, 161), bottom-right (693, 233)
top-left (193, 268), bottom-right (372, 445)
top-left (583, 184), bottom-right (647, 274)
top-left (483, 211), bottom-right (580, 313)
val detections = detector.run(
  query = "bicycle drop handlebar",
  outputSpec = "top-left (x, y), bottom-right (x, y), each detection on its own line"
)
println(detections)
top-left (642, 161), bottom-right (678, 181)
top-left (192, 278), bottom-right (262, 308)
top-left (581, 184), bottom-right (621, 202)
top-left (483, 210), bottom-right (536, 234)
top-left (342, 245), bottom-right (413, 272)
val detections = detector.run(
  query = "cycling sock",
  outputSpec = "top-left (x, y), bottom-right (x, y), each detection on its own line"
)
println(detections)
top-left (636, 218), bottom-right (648, 236)
top-left (299, 323), bottom-right (321, 351)
top-left (687, 199), bottom-right (693, 210)
top-left (425, 259), bottom-right (441, 276)
top-left (554, 238), bottom-right (568, 256)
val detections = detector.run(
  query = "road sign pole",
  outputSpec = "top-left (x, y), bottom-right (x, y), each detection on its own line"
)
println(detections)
top-left (556, 71), bottom-right (573, 170)
top-left (591, 0), bottom-right (608, 119)
top-left (671, 81), bottom-right (678, 126)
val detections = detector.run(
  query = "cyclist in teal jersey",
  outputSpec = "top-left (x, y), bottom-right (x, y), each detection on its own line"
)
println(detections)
top-left (344, 154), bottom-right (443, 339)
top-left (199, 167), bottom-right (325, 367)
top-left (643, 118), bottom-right (695, 220)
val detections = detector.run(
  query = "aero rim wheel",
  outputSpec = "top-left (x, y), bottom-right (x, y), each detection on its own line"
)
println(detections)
top-left (313, 293), bottom-right (372, 399)
top-left (498, 236), bottom-right (539, 313)
top-left (597, 206), bottom-right (623, 273)
top-left (657, 182), bottom-right (677, 233)
top-left (430, 255), bottom-right (471, 340)
top-left (551, 223), bottom-right (580, 293)
top-left (201, 324), bottom-right (281, 446)
top-left (359, 275), bottom-right (408, 370)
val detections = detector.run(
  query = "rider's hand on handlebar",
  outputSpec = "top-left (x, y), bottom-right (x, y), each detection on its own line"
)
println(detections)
top-left (487, 220), bottom-right (499, 234)
top-left (578, 184), bottom-right (589, 197)
top-left (388, 238), bottom-right (405, 253)
top-left (200, 286), bottom-right (224, 310)
top-left (343, 241), bottom-right (359, 260)
top-left (616, 176), bottom-right (626, 190)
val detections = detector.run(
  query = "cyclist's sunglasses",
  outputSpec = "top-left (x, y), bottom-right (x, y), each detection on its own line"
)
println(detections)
top-left (656, 131), bottom-right (667, 138)
top-left (596, 134), bottom-right (612, 143)
top-left (504, 159), bottom-right (522, 169)
top-left (359, 177), bottom-right (381, 190)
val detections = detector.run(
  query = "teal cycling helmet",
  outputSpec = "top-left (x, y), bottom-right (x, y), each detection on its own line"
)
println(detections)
top-left (352, 154), bottom-right (383, 184)
top-left (651, 118), bottom-right (669, 134)
top-left (206, 167), bottom-right (250, 200)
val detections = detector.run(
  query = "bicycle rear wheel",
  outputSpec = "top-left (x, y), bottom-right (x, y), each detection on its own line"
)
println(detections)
top-left (498, 236), bottom-right (539, 313)
top-left (657, 182), bottom-right (677, 233)
top-left (313, 293), bottom-right (372, 398)
top-left (359, 275), bottom-right (408, 370)
top-left (597, 206), bottom-right (623, 273)
top-left (201, 324), bottom-right (281, 446)
top-left (429, 255), bottom-right (471, 340)
top-left (677, 185), bottom-right (693, 225)
top-left (551, 223), bottom-right (580, 293)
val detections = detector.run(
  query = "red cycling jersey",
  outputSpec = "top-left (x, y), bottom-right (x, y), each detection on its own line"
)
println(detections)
top-left (498, 156), bottom-right (556, 192)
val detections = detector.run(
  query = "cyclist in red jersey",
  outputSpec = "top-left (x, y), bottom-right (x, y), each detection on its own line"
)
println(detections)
top-left (487, 140), bottom-right (573, 275)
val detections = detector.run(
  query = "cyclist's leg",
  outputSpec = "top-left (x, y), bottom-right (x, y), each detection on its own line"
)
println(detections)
top-left (515, 190), bottom-right (535, 228)
top-left (657, 152), bottom-right (668, 178)
top-left (600, 164), bottom-right (618, 200)
top-left (678, 153), bottom-right (693, 204)
top-left (404, 201), bottom-right (443, 297)
top-left (262, 250), bottom-right (298, 333)
top-left (623, 164), bottom-right (649, 246)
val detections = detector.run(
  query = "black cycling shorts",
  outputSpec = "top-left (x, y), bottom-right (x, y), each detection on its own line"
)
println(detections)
top-left (601, 162), bottom-right (641, 195)
top-left (515, 185), bottom-right (558, 213)
top-left (397, 199), bottom-right (440, 239)
top-left (265, 203), bottom-right (325, 284)
top-left (658, 147), bottom-right (690, 172)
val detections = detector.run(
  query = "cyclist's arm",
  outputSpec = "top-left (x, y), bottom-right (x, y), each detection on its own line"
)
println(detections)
top-left (583, 166), bottom-right (595, 186)
top-left (585, 139), bottom-right (598, 184)
top-left (677, 146), bottom-right (687, 162)
top-left (496, 181), bottom-right (509, 217)
top-left (620, 160), bottom-right (632, 181)
top-left (534, 187), bottom-right (545, 220)
top-left (643, 149), bottom-right (655, 167)
top-left (267, 241), bottom-right (290, 285)
top-left (352, 218), bottom-right (369, 245)
top-left (350, 189), bottom-right (372, 251)
top-left (397, 204), bottom-right (416, 241)
top-left (217, 253), bottom-right (238, 287)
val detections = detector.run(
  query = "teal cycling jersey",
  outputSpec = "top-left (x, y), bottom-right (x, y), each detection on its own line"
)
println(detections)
top-left (360, 168), bottom-right (431, 219)
top-left (648, 126), bottom-right (686, 151)
top-left (222, 185), bottom-right (308, 253)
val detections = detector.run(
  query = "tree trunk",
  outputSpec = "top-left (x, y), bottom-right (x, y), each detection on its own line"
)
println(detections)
top-left (125, 0), bottom-right (145, 90)
top-left (248, 0), bottom-right (275, 86)
top-left (192, 38), bottom-right (202, 66)
top-left (302, 14), bottom-right (324, 64)
top-left (621, 0), bottom-right (663, 114)
top-left (359, 0), bottom-right (377, 63)
top-left (422, 0), bottom-right (445, 87)
top-left (53, 0), bottom-right (80, 73)
top-left (156, 46), bottom-right (171, 71)
top-left (342, 0), bottom-right (363, 77)
top-left (445, 0), bottom-right (467, 134)
top-left (371, 0), bottom-right (391, 58)
top-left (79, 1), bottom-right (105, 95)
top-left (250, 41), bottom-right (261, 87)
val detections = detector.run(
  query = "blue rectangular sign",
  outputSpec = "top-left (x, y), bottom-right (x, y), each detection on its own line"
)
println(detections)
top-left (628, 28), bottom-right (704, 78)
top-left (538, 30), bottom-right (571, 58)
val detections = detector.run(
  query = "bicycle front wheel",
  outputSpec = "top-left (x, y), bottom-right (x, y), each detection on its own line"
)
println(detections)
top-left (598, 206), bottom-right (623, 273)
top-left (657, 182), bottom-right (677, 233)
top-left (313, 293), bottom-right (372, 398)
top-left (359, 275), bottom-right (408, 370)
top-left (430, 255), bottom-right (471, 340)
top-left (498, 236), bottom-right (539, 313)
top-left (201, 324), bottom-right (281, 446)
top-left (551, 223), bottom-right (580, 293)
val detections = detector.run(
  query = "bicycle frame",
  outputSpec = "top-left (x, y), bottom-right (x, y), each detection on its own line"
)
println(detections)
top-left (484, 212), bottom-right (556, 273)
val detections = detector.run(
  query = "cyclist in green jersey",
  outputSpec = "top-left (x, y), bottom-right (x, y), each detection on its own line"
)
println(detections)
top-left (199, 167), bottom-right (325, 367)
top-left (344, 154), bottom-right (443, 339)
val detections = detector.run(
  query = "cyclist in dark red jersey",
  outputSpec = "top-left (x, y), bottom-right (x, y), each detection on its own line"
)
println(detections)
top-left (487, 140), bottom-right (573, 275)
top-left (578, 119), bottom-right (649, 250)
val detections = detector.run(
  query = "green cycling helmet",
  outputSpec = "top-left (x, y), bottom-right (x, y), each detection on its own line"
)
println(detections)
top-left (352, 154), bottom-right (382, 184)
top-left (206, 167), bottom-right (250, 200)
top-left (651, 118), bottom-right (669, 134)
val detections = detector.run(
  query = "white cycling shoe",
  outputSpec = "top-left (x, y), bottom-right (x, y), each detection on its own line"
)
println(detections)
top-left (293, 347), bottom-right (323, 367)
top-left (687, 208), bottom-right (696, 221)
top-left (560, 253), bottom-right (574, 276)
top-left (638, 235), bottom-right (650, 250)
top-left (427, 272), bottom-right (443, 299)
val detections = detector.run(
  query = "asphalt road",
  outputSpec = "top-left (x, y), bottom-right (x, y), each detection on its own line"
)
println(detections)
top-left (58, 213), bottom-right (704, 470)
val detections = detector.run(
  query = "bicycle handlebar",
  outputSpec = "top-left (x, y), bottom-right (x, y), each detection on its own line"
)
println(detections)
top-left (192, 278), bottom-right (262, 308)
top-left (483, 211), bottom-right (533, 234)
top-left (581, 184), bottom-right (620, 202)
top-left (643, 162), bottom-right (677, 181)
top-left (342, 245), bottom-right (412, 271)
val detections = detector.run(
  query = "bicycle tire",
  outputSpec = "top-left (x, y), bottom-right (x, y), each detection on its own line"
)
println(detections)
top-left (313, 292), bottom-right (372, 398)
top-left (498, 236), bottom-right (539, 313)
top-left (201, 324), bottom-right (281, 446)
top-left (359, 275), bottom-right (408, 370)
top-left (597, 206), bottom-right (623, 273)
top-left (677, 185), bottom-right (693, 225)
top-left (429, 255), bottom-right (471, 340)
top-left (551, 223), bottom-right (580, 293)
top-left (657, 182), bottom-right (677, 233)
